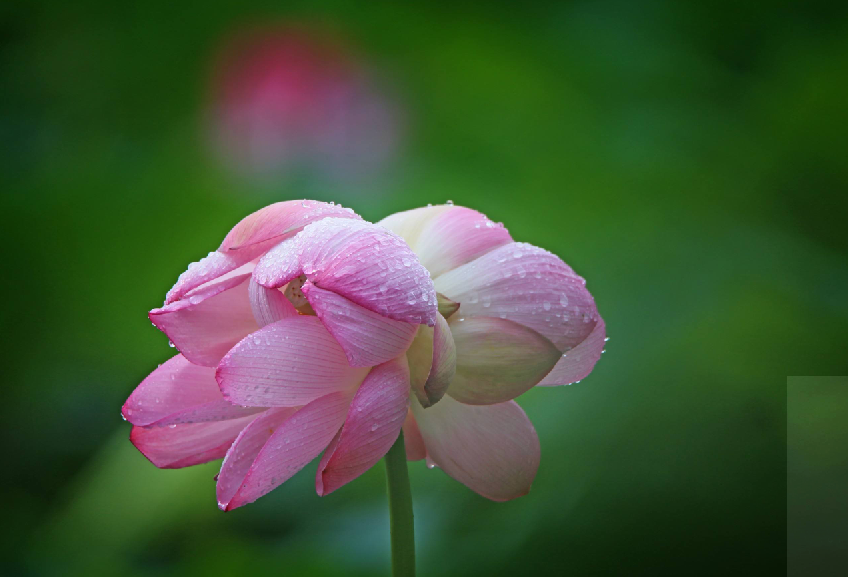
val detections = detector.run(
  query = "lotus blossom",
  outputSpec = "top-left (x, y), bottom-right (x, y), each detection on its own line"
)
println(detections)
top-left (122, 200), bottom-right (604, 509)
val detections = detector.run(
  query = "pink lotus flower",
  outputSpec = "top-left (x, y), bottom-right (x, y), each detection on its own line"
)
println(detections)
top-left (123, 200), bottom-right (604, 508)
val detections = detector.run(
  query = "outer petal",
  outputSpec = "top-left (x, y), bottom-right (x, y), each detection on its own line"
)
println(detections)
top-left (304, 283), bottom-right (417, 367)
top-left (538, 316), bottom-right (607, 386)
top-left (130, 413), bottom-right (261, 469)
top-left (447, 317), bottom-right (561, 405)
top-left (123, 354), bottom-right (264, 426)
top-left (151, 273), bottom-right (258, 367)
top-left (255, 218), bottom-right (437, 326)
top-left (411, 395), bottom-right (540, 501)
top-left (434, 242), bottom-right (599, 352)
top-left (248, 277), bottom-right (298, 327)
top-left (165, 200), bottom-right (361, 304)
top-left (218, 391), bottom-right (352, 510)
top-left (316, 356), bottom-right (410, 495)
top-left (216, 315), bottom-right (369, 407)
top-left (402, 411), bottom-right (427, 461)
top-left (378, 205), bottom-right (512, 278)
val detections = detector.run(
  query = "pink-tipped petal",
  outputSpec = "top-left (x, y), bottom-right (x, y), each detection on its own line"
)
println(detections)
top-left (165, 251), bottom-right (244, 305)
top-left (378, 205), bottom-right (512, 278)
top-left (123, 354), bottom-right (265, 427)
top-left (219, 200), bottom-right (361, 252)
top-left (151, 273), bottom-right (258, 367)
top-left (434, 242), bottom-right (599, 352)
top-left (219, 391), bottom-right (352, 510)
top-left (402, 411), bottom-right (426, 461)
top-left (215, 407), bottom-right (299, 508)
top-left (123, 354), bottom-right (222, 426)
top-left (411, 395), bottom-right (540, 501)
top-left (217, 315), bottom-right (369, 407)
top-left (538, 316), bottom-right (607, 386)
top-left (316, 356), bottom-right (410, 495)
top-left (447, 317), bottom-right (561, 405)
top-left (248, 277), bottom-right (298, 327)
top-left (130, 413), bottom-right (261, 469)
top-left (406, 312), bottom-right (456, 407)
top-left (261, 218), bottom-right (437, 325)
top-left (304, 283), bottom-right (418, 367)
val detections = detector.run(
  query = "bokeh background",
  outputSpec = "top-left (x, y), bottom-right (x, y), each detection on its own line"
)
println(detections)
top-left (3, 1), bottom-right (847, 575)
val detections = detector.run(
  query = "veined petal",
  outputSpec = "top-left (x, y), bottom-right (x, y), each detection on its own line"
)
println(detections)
top-left (304, 283), bottom-right (417, 367)
top-left (378, 205), bottom-right (512, 278)
top-left (216, 315), bottom-right (369, 407)
top-left (130, 413), bottom-right (261, 469)
top-left (165, 200), bottom-right (361, 305)
top-left (406, 311), bottom-right (456, 407)
top-left (402, 411), bottom-right (426, 461)
top-left (255, 218), bottom-right (437, 325)
top-left (411, 395), bottom-right (540, 501)
top-left (151, 273), bottom-right (258, 367)
top-left (447, 317), bottom-right (560, 405)
top-left (218, 391), bottom-right (352, 510)
top-left (248, 277), bottom-right (298, 327)
top-left (538, 316), bottom-right (607, 386)
top-left (316, 356), bottom-right (410, 495)
top-left (123, 354), bottom-right (264, 426)
top-left (219, 200), bottom-right (361, 252)
top-left (434, 242), bottom-right (599, 352)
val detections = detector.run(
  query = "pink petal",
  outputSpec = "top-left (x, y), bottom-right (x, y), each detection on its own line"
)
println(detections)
top-left (215, 407), bottom-right (299, 508)
top-left (411, 395), bottom-right (540, 501)
top-left (123, 354), bottom-right (264, 426)
top-left (255, 218), bottom-right (437, 325)
top-left (219, 200), bottom-right (361, 252)
top-left (130, 413), bottom-right (261, 469)
top-left (402, 411), bottom-right (426, 461)
top-left (407, 312), bottom-right (456, 408)
top-left (538, 316), bottom-right (607, 386)
top-left (434, 242), bottom-right (599, 352)
top-left (316, 356), bottom-right (410, 495)
top-left (216, 315), bottom-right (370, 407)
top-left (304, 283), bottom-right (418, 367)
top-left (248, 277), bottom-right (298, 327)
top-left (378, 205), bottom-right (512, 278)
top-left (150, 273), bottom-right (258, 367)
top-left (165, 200), bottom-right (361, 305)
top-left (447, 317), bottom-right (561, 405)
top-left (218, 391), bottom-right (352, 510)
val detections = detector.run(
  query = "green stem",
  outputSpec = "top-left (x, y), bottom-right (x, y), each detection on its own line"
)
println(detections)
top-left (385, 430), bottom-right (415, 577)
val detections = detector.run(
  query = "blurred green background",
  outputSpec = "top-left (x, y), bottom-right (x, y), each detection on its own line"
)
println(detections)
top-left (3, 1), bottom-right (847, 575)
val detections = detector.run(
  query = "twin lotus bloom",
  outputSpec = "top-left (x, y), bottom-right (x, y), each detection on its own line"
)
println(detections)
top-left (122, 201), bottom-right (606, 510)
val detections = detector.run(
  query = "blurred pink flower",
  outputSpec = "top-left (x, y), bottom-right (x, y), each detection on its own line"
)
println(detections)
top-left (123, 201), bottom-right (604, 508)
top-left (379, 204), bottom-right (606, 501)
top-left (209, 26), bottom-right (400, 184)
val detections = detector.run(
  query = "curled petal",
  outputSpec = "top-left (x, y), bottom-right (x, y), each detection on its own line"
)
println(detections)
top-left (217, 391), bottom-right (352, 510)
top-left (434, 242), bottom-right (599, 352)
top-left (304, 283), bottom-right (417, 367)
top-left (216, 315), bottom-right (369, 407)
top-left (411, 395), bottom-right (539, 501)
top-left (378, 205), bottom-right (512, 278)
top-left (255, 218), bottom-right (437, 325)
top-left (447, 317), bottom-right (560, 405)
top-left (406, 312), bottom-right (456, 407)
top-left (151, 273), bottom-right (258, 367)
top-left (538, 316), bottom-right (607, 386)
top-left (317, 356), bottom-right (410, 495)
top-left (130, 413), bottom-right (261, 469)
top-left (248, 277), bottom-right (298, 327)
